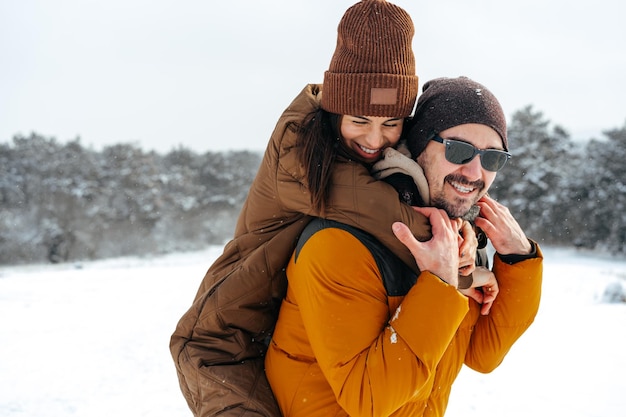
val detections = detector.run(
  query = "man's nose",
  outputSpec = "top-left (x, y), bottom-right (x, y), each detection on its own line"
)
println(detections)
top-left (460, 155), bottom-right (483, 179)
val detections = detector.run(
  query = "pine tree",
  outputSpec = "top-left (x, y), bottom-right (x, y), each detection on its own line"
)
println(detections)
top-left (491, 106), bottom-right (578, 245)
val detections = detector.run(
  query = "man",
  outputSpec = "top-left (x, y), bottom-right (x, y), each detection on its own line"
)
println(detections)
top-left (265, 76), bottom-right (543, 417)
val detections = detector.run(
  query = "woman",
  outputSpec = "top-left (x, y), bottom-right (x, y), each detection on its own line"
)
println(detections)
top-left (170, 2), bottom-right (479, 416)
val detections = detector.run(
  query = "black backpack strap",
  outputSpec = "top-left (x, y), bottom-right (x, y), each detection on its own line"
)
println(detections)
top-left (295, 218), bottom-right (417, 297)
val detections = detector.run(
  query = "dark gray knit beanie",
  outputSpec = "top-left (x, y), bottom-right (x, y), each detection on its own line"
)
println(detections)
top-left (406, 76), bottom-right (508, 158)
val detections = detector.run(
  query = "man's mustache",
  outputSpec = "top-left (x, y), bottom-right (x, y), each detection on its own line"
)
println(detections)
top-left (445, 173), bottom-right (485, 191)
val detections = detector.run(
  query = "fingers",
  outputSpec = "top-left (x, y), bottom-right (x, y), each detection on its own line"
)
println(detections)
top-left (479, 276), bottom-right (498, 315)
top-left (480, 285), bottom-right (498, 315)
top-left (411, 206), bottom-right (454, 232)
top-left (475, 195), bottom-right (503, 226)
top-left (458, 263), bottom-right (476, 276)
top-left (459, 286), bottom-right (496, 315)
top-left (460, 266), bottom-right (499, 315)
top-left (474, 200), bottom-right (496, 235)
top-left (478, 194), bottom-right (498, 209)
top-left (458, 287), bottom-right (483, 304)
top-left (395, 207), bottom-right (460, 286)
top-left (458, 220), bottom-right (478, 275)
top-left (458, 234), bottom-right (472, 257)
top-left (476, 197), bottom-right (532, 255)
top-left (391, 221), bottom-right (414, 244)
top-left (480, 300), bottom-right (493, 315)
top-left (458, 220), bottom-right (474, 240)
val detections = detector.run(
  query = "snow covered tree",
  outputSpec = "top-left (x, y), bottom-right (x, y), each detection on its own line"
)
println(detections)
top-left (1, 110), bottom-right (622, 265)
top-left (491, 106), bottom-right (579, 245)
top-left (0, 134), bottom-right (89, 263)
top-left (574, 121), bottom-right (626, 253)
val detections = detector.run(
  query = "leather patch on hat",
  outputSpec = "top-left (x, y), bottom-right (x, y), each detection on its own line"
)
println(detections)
top-left (370, 88), bottom-right (398, 105)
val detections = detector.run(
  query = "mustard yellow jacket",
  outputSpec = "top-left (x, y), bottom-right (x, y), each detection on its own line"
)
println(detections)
top-left (170, 85), bottom-right (431, 416)
top-left (266, 219), bottom-right (543, 417)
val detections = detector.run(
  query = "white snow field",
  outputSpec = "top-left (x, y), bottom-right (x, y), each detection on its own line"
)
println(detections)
top-left (1, 246), bottom-right (625, 417)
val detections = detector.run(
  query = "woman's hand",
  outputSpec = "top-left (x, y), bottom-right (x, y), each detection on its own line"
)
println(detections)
top-left (458, 266), bottom-right (499, 315)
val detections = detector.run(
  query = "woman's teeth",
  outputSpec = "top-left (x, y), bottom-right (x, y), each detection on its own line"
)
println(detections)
top-left (359, 145), bottom-right (379, 154)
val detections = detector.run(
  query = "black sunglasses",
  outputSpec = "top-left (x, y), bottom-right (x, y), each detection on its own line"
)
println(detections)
top-left (430, 133), bottom-right (511, 172)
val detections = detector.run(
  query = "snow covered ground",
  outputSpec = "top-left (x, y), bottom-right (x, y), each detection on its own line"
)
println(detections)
top-left (1, 246), bottom-right (625, 417)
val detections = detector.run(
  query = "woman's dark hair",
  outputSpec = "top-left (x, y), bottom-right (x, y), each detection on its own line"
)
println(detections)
top-left (295, 109), bottom-right (340, 214)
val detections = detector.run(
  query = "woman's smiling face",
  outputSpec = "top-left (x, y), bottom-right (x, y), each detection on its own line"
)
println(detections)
top-left (339, 115), bottom-right (404, 163)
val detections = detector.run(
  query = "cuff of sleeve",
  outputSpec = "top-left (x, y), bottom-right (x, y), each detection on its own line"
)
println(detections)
top-left (497, 240), bottom-right (538, 265)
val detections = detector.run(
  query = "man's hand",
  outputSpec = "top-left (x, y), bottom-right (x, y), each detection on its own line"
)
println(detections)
top-left (475, 195), bottom-right (532, 255)
top-left (392, 206), bottom-right (459, 287)
top-left (458, 267), bottom-right (499, 315)
top-left (458, 220), bottom-right (477, 276)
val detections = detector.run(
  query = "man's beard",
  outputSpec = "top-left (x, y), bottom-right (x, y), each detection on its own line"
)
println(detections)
top-left (430, 174), bottom-right (484, 220)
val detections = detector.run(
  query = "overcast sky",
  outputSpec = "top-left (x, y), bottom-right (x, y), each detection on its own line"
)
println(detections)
top-left (1, 0), bottom-right (625, 153)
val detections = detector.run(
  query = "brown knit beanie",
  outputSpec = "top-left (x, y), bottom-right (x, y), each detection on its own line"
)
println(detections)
top-left (407, 76), bottom-right (508, 158)
top-left (321, 0), bottom-right (419, 118)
